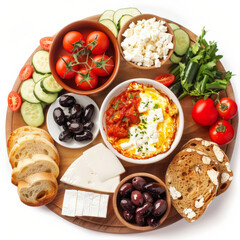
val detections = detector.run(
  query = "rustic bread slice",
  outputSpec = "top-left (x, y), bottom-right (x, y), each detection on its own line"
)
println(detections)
top-left (165, 148), bottom-right (220, 222)
top-left (182, 138), bottom-right (233, 195)
top-left (11, 154), bottom-right (59, 185)
top-left (7, 126), bottom-right (54, 153)
top-left (9, 135), bottom-right (60, 168)
top-left (17, 172), bottom-right (58, 206)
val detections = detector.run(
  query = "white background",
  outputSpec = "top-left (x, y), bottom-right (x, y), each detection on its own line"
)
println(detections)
top-left (1, 0), bottom-right (240, 239)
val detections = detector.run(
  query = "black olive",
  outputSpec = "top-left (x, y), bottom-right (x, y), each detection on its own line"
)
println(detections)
top-left (59, 129), bottom-right (73, 142)
top-left (83, 104), bottom-right (94, 122)
top-left (53, 107), bottom-right (66, 126)
top-left (59, 95), bottom-right (76, 107)
top-left (74, 130), bottom-right (93, 141)
top-left (83, 121), bottom-right (94, 130)
top-left (69, 121), bottom-right (83, 134)
top-left (70, 104), bottom-right (83, 119)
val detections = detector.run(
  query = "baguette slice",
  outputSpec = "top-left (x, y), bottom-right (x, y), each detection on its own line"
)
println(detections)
top-left (11, 154), bottom-right (59, 185)
top-left (165, 148), bottom-right (220, 222)
top-left (17, 172), bottom-right (58, 207)
top-left (182, 138), bottom-right (233, 195)
top-left (7, 126), bottom-right (54, 153)
top-left (9, 135), bottom-right (60, 168)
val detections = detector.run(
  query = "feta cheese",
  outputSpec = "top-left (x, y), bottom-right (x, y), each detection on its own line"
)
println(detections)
top-left (207, 169), bottom-right (219, 186)
top-left (195, 196), bottom-right (204, 208)
top-left (183, 208), bottom-right (196, 219)
top-left (221, 172), bottom-right (230, 184)
top-left (169, 186), bottom-right (182, 200)
top-left (213, 145), bottom-right (224, 162)
top-left (202, 156), bottom-right (211, 164)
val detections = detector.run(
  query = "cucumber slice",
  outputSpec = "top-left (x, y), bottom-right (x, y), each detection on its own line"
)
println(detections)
top-left (174, 29), bottom-right (190, 56)
top-left (21, 101), bottom-right (44, 127)
top-left (34, 80), bottom-right (58, 104)
top-left (119, 14), bottom-right (133, 29)
top-left (40, 102), bottom-right (47, 109)
top-left (170, 52), bottom-right (182, 63)
top-left (32, 50), bottom-right (51, 74)
top-left (113, 8), bottom-right (141, 27)
top-left (20, 79), bottom-right (40, 104)
top-left (41, 75), bottom-right (63, 93)
top-left (169, 23), bottom-right (180, 31)
top-left (98, 10), bottom-right (115, 22)
top-left (32, 71), bottom-right (48, 83)
top-left (99, 19), bottom-right (118, 37)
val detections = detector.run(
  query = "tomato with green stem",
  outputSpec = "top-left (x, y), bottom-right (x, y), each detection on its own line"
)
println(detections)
top-left (209, 120), bottom-right (234, 145)
top-left (8, 91), bottom-right (22, 111)
top-left (63, 31), bottom-right (86, 53)
top-left (40, 36), bottom-right (54, 51)
top-left (19, 65), bottom-right (34, 81)
top-left (74, 68), bottom-right (98, 90)
top-left (91, 54), bottom-right (114, 76)
top-left (216, 97), bottom-right (238, 120)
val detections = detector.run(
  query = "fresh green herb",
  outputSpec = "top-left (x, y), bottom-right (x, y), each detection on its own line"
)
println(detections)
top-left (136, 93), bottom-right (139, 98)
top-left (153, 103), bottom-right (159, 109)
top-left (113, 104), bottom-right (118, 110)
top-left (130, 93), bottom-right (133, 99)
top-left (122, 117), bottom-right (128, 122)
top-left (141, 118), bottom-right (147, 124)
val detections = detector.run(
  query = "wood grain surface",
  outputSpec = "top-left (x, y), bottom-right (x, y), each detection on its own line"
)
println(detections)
top-left (5, 14), bottom-right (238, 234)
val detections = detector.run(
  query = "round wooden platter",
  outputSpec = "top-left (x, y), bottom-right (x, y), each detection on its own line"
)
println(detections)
top-left (5, 14), bottom-right (238, 234)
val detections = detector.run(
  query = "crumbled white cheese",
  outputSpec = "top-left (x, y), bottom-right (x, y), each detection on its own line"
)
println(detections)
top-left (213, 145), bottom-right (224, 162)
top-left (225, 162), bottom-right (232, 172)
top-left (195, 196), bottom-right (204, 208)
top-left (121, 17), bottom-right (173, 67)
top-left (202, 140), bottom-right (212, 147)
top-left (186, 148), bottom-right (195, 152)
top-left (196, 150), bottom-right (206, 156)
top-left (221, 172), bottom-right (230, 184)
top-left (169, 186), bottom-right (182, 200)
top-left (183, 208), bottom-right (196, 219)
top-left (202, 156), bottom-right (211, 164)
top-left (207, 169), bottom-right (219, 186)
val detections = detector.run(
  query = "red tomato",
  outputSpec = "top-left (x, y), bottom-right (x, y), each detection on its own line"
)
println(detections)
top-left (86, 31), bottom-right (109, 55)
top-left (216, 97), bottom-right (238, 120)
top-left (92, 55), bottom-right (114, 76)
top-left (74, 68), bottom-right (98, 90)
top-left (40, 36), bottom-right (54, 51)
top-left (8, 91), bottom-right (22, 111)
top-left (19, 65), bottom-right (34, 81)
top-left (209, 120), bottom-right (234, 145)
top-left (192, 98), bottom-right (218, 126)
top-left (56, 55), bottom-right (79, 79)
top-left (154, 73), bottom-right (175, 87)
top-left (63, 31), bottom-right (86, 53)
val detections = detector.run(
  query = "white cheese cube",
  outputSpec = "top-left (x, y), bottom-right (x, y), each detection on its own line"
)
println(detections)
top-left (155, 59), bottom-right (161, 68)
top-left (62, 190), bottom-right (78, 217)
top-left (98, 194), bottom-right (109, 218)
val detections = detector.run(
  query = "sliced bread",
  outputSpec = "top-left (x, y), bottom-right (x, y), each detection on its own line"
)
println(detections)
top-left (17, 172), bottom-right (58, 207)
top-left (7, 126), bottom-right (54, 153)
top-left (165, 148), bottom-right (220, 222)
top-left (11, 154), bottom-right (59, 186)
top-left (182, 138), bottom-right (233, 195)
top-left (9, 135), bottom-right (60, 168)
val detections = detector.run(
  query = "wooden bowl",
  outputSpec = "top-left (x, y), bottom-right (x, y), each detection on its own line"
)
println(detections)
top-left (49, 20), bottom-right (120, 95)
top-left (113, 172), bottom-right (171, 231)
top-left (117, 14), bottom-right (175, 70)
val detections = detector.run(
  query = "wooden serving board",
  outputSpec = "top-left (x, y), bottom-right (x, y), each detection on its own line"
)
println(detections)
top-left (5, 15), bottom-right (238, 234)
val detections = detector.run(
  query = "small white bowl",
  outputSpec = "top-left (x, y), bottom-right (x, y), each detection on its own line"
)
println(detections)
top-left (99, 78), bottom-right (184, 164)
top-left (47, 93), bottom-right (99, 149)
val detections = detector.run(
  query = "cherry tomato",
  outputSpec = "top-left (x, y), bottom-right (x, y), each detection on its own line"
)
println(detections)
top-left (56, 55), bottom-right (79, 79)
top-left (192, 98), bottom-right (218, 126)
top-left (40, 36), bottom-right (54, 51)
top-left (209, 120), bottom-right (234, 145)
top-left (63, 31), bottom-right (86, 53)
top-left (154, 73), bottom-right (175, 87)
top-left (216, 97), bottom-right (238, 120)
top-left (86, 31), bottom-right (109, 55)
top-left (74, 68), bottom-right (98, 90)
top-left (19, 65), bottom-right (34, 81)
top-left (92, 55), bottom-right (114, 76)
top-left (8, 91), bottom-right (22, 111)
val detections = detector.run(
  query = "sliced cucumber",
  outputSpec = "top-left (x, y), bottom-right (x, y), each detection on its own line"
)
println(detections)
top-left (32, 50), bottom-right (51, 74)
top-left (113, 8), bottom-right (141, 27)
top-left (34, 80), bottom-right (58, 104)
top-left (170, 52), bottom-right (182, 63)
top-left (169, 23), bottom-right (180, 31)
top-left (174, 29), bottom-right (190, 56)
top-left (98, 10), bottom-right (115, 22)
top-left (20, 79), bottom-right (40, 104)
top-left (99, 19), bottom-right (118, 37)
top-left (40, 102), bottom-right (47, 109)
top-left (119, 14), bottom-right (133, 29)
top-left (21, 101), bottom-right (44, 127)
top-left (40, 75), bottom-right (63, 93)
top-left (32, 71), bottom-right (48, 83)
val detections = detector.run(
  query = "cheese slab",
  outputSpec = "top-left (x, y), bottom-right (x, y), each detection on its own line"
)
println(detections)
top-left (61, 189), bottom-right (78, 217)
top-left (60, 155), bottom-right (121, 193)
top-left (98, 194), bottom-right (109, 218)
top-left (83, 143), bottom-right (125, 181)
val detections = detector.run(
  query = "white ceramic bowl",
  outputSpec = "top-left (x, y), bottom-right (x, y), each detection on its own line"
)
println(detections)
top-left (47, 93), bottom-right (99, 149)
top-left (99, 78), bottom-right (184, 164)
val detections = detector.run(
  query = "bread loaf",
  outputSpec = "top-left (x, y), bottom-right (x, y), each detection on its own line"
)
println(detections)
top-left (182, 138), bottom-right (233, 195)
top-left (17, 172), bottom-right (58, 207)
top-left (11, 154), bottom-right (59, 186)
top-left (165, 148), bottom-right (220, 222)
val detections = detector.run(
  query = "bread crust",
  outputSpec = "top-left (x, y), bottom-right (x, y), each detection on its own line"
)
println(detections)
top-left (17, 172), bottom-right (58, 207)
top-left (182, 138), bottom-right (233, 195)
